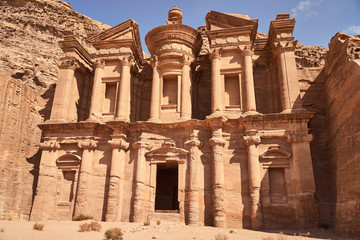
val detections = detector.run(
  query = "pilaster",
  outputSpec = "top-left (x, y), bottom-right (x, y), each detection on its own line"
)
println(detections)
top-left (149, 55), bottom-right (161, 122)
top-left (49, 58), bottom-right (79, 122)
top-left (180, 55), bottom-right (192, 120)
top-left (74, 139), bottom-right (97, 216)
top-left (115, 56), bottom-right (133, 121)
top-left (105, 135), bottom-right (130, 221)
top-left (88, 58), bottom-right (105, 120)
top-left (132, 140), bottom-right (152, 222)
top-left (184, 129), bottom-right (201, 225)
top-left (243, 130), bottom-right (262, 230)
top-left (210, 49), bottom-right (222, 114)
top-left (209, 123), bottom-right (226, 228)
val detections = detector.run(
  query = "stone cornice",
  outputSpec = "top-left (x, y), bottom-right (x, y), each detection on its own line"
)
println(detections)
top-left (59, 34), bottom-right (93, 71)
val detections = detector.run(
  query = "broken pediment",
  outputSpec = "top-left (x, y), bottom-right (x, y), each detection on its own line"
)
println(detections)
top-left (205, 11), bottom-right (258, 31)
top-left (56, 153), bottom-right (81, 170)
top-left (260, 145), bottom-right (291, 159)
top-left (88, 19), bottom-right (143, 62)
top-left (146, 140), bottom-right (188, 164)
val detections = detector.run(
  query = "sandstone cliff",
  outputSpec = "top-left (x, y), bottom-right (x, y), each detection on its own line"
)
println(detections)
top-left (324, 32), bottom-right (360, 238)
top-left (0, 0), bottom-right (109, 220)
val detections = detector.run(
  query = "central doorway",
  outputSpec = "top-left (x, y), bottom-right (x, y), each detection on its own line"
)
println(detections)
top-left (155, 163), bottom-right (179, 211)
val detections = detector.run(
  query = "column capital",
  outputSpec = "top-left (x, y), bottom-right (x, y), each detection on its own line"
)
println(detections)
top-left (182, 54), bottom-right (191, 66)
top-left (109, 139), bottom-right (129, 150)
top-left (209, 49), bottom-right (221, 61)
top-left (184, 139), bottom-right (200, 149)
top-left (39, 140), bottom-right (60, 150)
top-left (243, 135), bottom-right (261, 146)
top-left (273, 40), bottom-right (296, 55)
top-left (239, 46), bottom-right (253, 57)
top-left (78, 140), bottom-right (97, 150)
top-left (287, 134), bottom-right (313, 143)
top-left (59, 58), bottom-right (80, 70)
top-left (132, 141), bottom-right (153, 150)
top-left (150, 55), bottom-right (158, 68)
top-left (93, 58), bottom-right (105, 69)
top-left (120, 56), bottom-right (134, 67)
top-left (209, 137), bottom-right (225, 147)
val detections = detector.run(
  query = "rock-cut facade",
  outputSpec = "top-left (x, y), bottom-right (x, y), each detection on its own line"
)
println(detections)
top-left (31, 7), bottom-right (319, 229)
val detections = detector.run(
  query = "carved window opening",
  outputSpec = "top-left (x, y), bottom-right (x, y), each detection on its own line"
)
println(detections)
top-left (155, 163), bottom-right (179, 212)
top-left (162, 74), bottom-right (178, 109)
top-left (224, 74), bottom-right (241, 109)
top-left (103, 82), bottom-right (117, 114)
top-left (60, 170), bottom-right (76, 203)
top-left (268, 168), bottom-right (287, 203)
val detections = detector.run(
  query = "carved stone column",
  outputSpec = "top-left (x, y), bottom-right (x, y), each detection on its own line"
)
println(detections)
top-left (74, 140), bottom-right (97, 216)
top-left (149, 55), bottom-right (160, 122)
top-left (242, 47), bottom-right (257, 113)
top-left (115, 56), bottom-right (132, 121)
top-left (180, 55), bottom-right (192, 120)
top-left (105, 137), bottom-right (130, 221)
top-left (88, 58), bottom-right (105, 120)
top-left (132, 141), bottom-right (152, 222)
top-left (287, 133), bottom-right (318, 228)
top-left (50, 58), bottom-right (79, 122)
top-left (30, 140), bottom-right (60, 220)
top-left (244, 130), bottom-right (262, 230)
top-left (209, 124), bottom-right (226, 227)
top-left (184, 130), bottom-right (201, 225)
top-left (275, 45), bottom-right (303, 112)
top-left (210, 49), bottom-right (222, 114)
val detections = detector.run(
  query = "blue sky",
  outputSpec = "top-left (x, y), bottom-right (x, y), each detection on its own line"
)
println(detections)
top-left (66, 0), bottom-right (359, 53)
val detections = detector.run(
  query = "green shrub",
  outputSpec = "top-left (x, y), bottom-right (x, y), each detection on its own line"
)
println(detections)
top-left (33, 223), bottom-right (44, 231)
top-left (72, 214), bottom-right (93, 221)
top-left (79, 221), bottom-right (102, 232)
top-left (104, 227), bottom-right (123, 240)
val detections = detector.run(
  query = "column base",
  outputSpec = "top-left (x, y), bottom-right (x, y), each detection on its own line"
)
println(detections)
top-left (242, 110), bottom-right (262, 116)
top-left (281, 108), bottom-right (308, 114)
top-left (45, 118), bottom-right (68, 124)
top-left (148, 118), bottom-right (161, 123)
top-left (86, 114), bottom-right (103, 123)
top-left (114, 116), bottom-right (130, 122)
top-left (178, 116), bottom-right (191, 121)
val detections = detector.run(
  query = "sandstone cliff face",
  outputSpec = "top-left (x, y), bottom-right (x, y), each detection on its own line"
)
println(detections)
top-left (0, 0), bottom-right (109, 220)
top-left (324, 33), bottom-right (360, 238)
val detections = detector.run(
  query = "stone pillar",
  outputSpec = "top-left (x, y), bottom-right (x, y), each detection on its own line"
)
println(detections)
top-left (132, 141), bottom-right (152, 222)
top-left (242, 48), bottom-right (257, 113)
top-left (74, 140), bottom-right (97, 216)
top-left (275, 46), bottom-right (303, 112)
top-left (105, 137), bottom-right (129, 222)
top-left (115, 57), bottom-right (132, 121)
top-left (287, 133), bottom-right (318, 228)
top-left (88, 58), bottom-right (105, 120)
top-left (50, 58), bottom-right (79, 122)
top-left (210, 49), bottom-right (222, 114)
top-left (244, 130), bottom-right (262, 230)
top-left (30, 140), bottom-right (60, 220)
top-left (180, 55), bottom-right (192, 120)
top-left (184, 130), bottom-right (201, 225)
top-left (149, 55), bottom-right (161, 122)
top-left (209, 124), bottom-right (226, 227)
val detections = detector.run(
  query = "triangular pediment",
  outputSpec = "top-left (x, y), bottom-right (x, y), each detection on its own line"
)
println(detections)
top-left (146, 141), bottom-right (188, 164)
top-left (89, 19), bottom-right (137, 42)
top-left (206, 11), bottom-right (258, 31)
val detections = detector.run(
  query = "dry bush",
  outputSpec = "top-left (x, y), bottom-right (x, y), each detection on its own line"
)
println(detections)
top-left (33, 223), bottom-right (44, 231)
top-left (144, 220), bottom-right (150, 226)
top-left (215, 233), bottom-right (229, 240)
top-left (1, 228), bottom-right (4, 232)
top-left (157, 219), bottom-right (161, 225)
top-left (79, 221), bottom-right (102, 232)
top-left (104, 227), bottom-right (123, 240)
top-left (72, 214), bottom-right (93, 221)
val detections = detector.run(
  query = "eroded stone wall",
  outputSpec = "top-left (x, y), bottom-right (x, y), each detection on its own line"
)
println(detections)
top-left (324, 33), bottom-right (360, 238)
top-left (0, 0), bottom-right (109, 219)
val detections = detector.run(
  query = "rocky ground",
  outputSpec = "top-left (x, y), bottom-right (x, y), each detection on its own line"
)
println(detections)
top-left (0, 220), bottom-right (354, 240)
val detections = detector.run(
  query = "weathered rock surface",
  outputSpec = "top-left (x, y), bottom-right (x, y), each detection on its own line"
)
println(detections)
top-left (0, 0), bottom-right (109, 220)
top-left (324, 32), bottom-right (360, 238)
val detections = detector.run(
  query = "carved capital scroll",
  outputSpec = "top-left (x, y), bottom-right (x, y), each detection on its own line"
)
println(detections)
top-left (109, 139), bottom-right (130, 150)
top-left (78, 140), bottom-right (97, 150)
top-left (209, 48), bottom-right (221, 61)
top-left (132, 141), bottom-right (153, 151)
top-left (209, 137), bottom-right (226, 147)
top-left (39, 140), bottom-right (60, 150)
top-left (93, 58), bottom-right (105, 69)
top-left (150, 55), bottom-right (158, 68)
top-left (59, 58), bottom-right (80, 70)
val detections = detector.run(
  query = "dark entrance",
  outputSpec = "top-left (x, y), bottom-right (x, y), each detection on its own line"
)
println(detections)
top-left (155, 163), bottom-right (179, 211)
